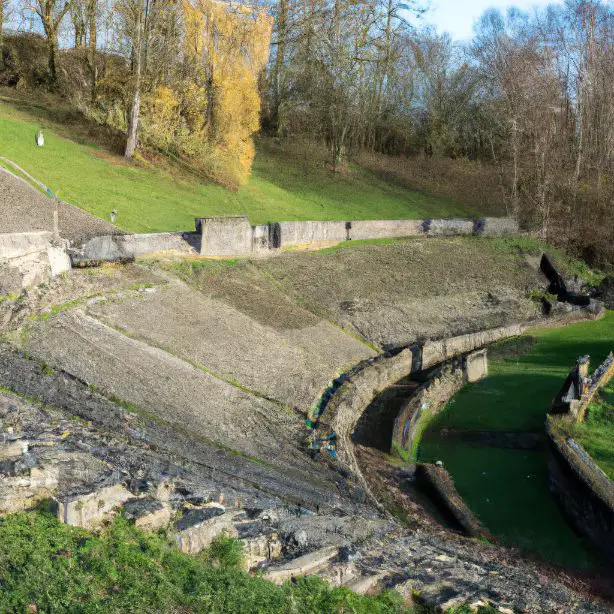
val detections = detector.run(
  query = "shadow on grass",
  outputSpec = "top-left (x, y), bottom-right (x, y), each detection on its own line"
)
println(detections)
top-left (0, 87), bottom-right (126, 155)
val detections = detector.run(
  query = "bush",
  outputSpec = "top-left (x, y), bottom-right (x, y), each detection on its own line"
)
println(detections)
top-left (0, 32), bottom-right (49, 89)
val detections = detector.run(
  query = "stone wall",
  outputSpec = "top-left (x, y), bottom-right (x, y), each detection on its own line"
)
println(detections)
top-left (0, 231), bottom-right (52, 260)
top-left (194, 216), bottom-right (520, 258)
top-left (0, 232), bottom-right (71, 292)
top-left (391, 362), bottom-right (466, 459)
top-left (72, 232), bottom-right (198, 264)
top-left (309, 323), bottom-right (528, 509)
top-left (547, 417), bottom-right (614, 562)
top-left (310, 308), bottom-right (604, 510)
top-left (68, 216), bottom-right (520, 263)
top-left (199, 217), bottom-right (254, 257)
top-left (390, 349), bottom-right (488, 460)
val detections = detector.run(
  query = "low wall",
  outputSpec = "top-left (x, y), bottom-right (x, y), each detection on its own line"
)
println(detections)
top-left (69, 216), bottom-right (520, 262)
top-left (195, 216), bottom-right (520, 257)
top-left (71, 232), bottom-right (197, 264)
top-left (391, 361), bottom-right (466, 460)
top-left (391, 349), bottom-right (489, 460)
top-left (309, 323), bottom-right (526, 509)
top-left (0, 231), bottom-right (52, 260)
top-left (309, 308), bottom-right (604, 510)
top-left (415, 463), bottom-right (491, 539)
top-left (547, 417), bottom-right (614, 562)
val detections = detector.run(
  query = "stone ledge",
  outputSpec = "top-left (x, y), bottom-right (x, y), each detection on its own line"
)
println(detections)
top-left (264, 545), bottom-right (339, 583)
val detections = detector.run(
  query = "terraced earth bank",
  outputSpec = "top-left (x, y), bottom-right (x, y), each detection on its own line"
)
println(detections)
top-left (1, 237), bottom-right (612, 612)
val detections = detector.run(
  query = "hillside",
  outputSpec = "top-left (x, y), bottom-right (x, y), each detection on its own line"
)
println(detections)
top-left (0, 89), bottom-right (477, 234)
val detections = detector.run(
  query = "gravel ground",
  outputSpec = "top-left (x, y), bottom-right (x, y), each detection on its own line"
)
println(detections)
top-left (0, 167), bottom-right (121, 244)
top-left (18, 310), bottom-right (307, 467)
top-left (89, 280), bottom-right (374, 411)
top-left (256, 237), bottom-right (543, 349)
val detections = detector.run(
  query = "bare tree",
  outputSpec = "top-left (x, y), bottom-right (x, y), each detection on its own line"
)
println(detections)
top-left (30, 0), bottom-right (72, 81)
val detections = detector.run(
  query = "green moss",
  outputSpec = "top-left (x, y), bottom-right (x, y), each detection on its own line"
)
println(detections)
top-left (0, 293), bottom-right (19, 303)
top-left (38, 360), bottom-right (54, 376)
top-left (391, 442), bottom-right (412, 463)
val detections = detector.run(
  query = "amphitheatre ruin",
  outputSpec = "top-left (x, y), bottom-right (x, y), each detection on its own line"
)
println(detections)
top-left (1, 161), bottom-right (614, 612)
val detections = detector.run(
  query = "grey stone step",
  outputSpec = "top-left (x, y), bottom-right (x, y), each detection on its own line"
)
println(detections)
top-left (264, 545), bottom-right (339, 583)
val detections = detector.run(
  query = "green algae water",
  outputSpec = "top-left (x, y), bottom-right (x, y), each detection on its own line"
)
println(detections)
top-left (418, 311), bottom-right (614, 570)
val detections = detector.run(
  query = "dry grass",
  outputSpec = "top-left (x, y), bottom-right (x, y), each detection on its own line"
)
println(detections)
top-left (356, 151), bottom-right (507, 217)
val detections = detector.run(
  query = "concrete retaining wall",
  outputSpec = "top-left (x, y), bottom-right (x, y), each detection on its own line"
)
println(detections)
top-left (70, 216), bottom-right (520, 263)
top-left (195, 216), bottom-right (520, 257)
top-left (391, 362), bottom-right (466, 460)
top-left (0, 231), bottom-right (53, 260)
top-left (72, 232), bottom-right (197, 264)
top-left (547, 417), bottom-right (614, 562)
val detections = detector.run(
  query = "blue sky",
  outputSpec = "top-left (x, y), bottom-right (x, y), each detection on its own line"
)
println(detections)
top-left (420, 0), bottom-right (563, 40)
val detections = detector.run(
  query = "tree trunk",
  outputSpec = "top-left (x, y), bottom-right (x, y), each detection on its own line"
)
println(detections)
top-left (125, 8), bottom-right (143, 159)
top-left (48, 31), bottom-right (59, 82)
top-left (87, 0), bottom-right (97, 102)
top-left (511, 117), bottom-right (519, 216)
top-left (0, 0), bottom-right (4, 57)
top-left (272, 0), bottom-right (288, 135)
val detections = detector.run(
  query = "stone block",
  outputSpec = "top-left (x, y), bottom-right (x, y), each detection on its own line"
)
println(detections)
top-left (57, 483), bottom-right (133, 528)
top-left (344, 572), bottom-right (386, 595)
top-left (47, 244), bottom-right (71, 277)
top-left (0, 439), bottom-right (27, 459)
top-left (465, 349), bottom-right (488, 383)
top-left (123, 497), bottom-right (172, 532)
top-left (199, 216), bottom-right (253, 257)
top-left (242, 532), bottom-right (283, 569)
top-left (264, 545), bottom-right (338, 583)
top-left (277, 221), bottom-right (347, 248)
top-left (349, 220), bottom-right (422, 240)
top-left (174, 507), bottom-right (237, 554)
top-left (481, 217), bottom-right (520, 236)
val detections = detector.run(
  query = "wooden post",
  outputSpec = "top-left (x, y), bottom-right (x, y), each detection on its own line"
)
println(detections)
top-left (53, 198), bottom-right (60, 241)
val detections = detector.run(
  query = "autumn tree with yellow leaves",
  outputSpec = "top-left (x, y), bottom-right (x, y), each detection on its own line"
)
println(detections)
top-left (116, 0), bottom-right (271, 186)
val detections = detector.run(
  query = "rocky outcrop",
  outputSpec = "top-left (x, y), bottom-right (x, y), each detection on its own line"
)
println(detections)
top-left (0, 232), bottom-right (71, 294)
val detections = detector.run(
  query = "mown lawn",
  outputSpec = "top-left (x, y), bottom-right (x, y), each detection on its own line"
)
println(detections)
top-left (425, 312), bottom-right (614, 432)
top-left (418, 311), bottom-right (614, 569)
top-left (0, 91), bottom-right (472, 233)
top-left (570, 383), bottom-right (614, 479)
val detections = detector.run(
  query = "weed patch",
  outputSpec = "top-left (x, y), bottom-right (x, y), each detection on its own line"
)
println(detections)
top-left (0, 510), bottom-right (411, 613)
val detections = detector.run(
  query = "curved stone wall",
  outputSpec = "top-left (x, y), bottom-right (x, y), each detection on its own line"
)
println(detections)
top-left (310, 308), bottom-right (605, 511)
top-left (391, 361), bottom-right (465, 460)
top-left (310, 323), bottom-right (531, 509)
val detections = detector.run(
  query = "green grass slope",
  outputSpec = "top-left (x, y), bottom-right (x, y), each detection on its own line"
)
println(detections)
top-left (570, 383), bottom-right (614, 479)
top-left (0, 510), bottom-right (409, 613)
top-left (0, 90), bottom-right (473, 233)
